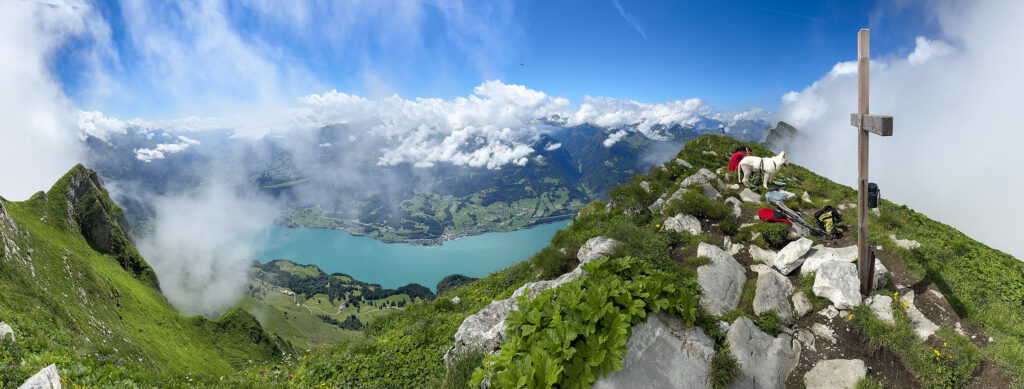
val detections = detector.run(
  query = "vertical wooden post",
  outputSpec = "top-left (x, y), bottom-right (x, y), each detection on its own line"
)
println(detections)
top-left (857, 29), bottom-right (874, 295)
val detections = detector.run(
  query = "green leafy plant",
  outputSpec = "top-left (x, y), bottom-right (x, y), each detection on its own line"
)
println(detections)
top-left (471, 257), bottom-right (699, 389)
top-left (756, 311), bottom-right (782, 336)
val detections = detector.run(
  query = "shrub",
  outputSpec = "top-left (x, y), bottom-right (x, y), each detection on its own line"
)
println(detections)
top-left (664, 191), bottom-right (731, 222)
top-left (756, 311), bottom-right (782, 336)
top-left (755, 222), bottom-right (791, 249)
top-left (718, 219), bottom-right (739, 236)
top-left (608, 181), bottom-right (656, 214)
top-left (710, 345), bottom-right (738, 389)
top-left (438, 350), bottom-right (484, 389)
top-left (855, 377), bottom-right (883, 389)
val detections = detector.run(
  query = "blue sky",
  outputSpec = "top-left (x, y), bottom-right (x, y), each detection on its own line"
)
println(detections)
top-left (53, 0), bottom-right (939, 118)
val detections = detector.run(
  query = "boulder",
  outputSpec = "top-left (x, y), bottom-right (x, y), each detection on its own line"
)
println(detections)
top-left (889, 234), bottom-right (921, 250)
top-left (445, 237), bottom-right (618, 366)
top-left (792, 293), bottom-right (812, 318)
top-left (801, 192), bottom-right (812, 204)
top-left (648, 198), bottom-right (665, 214)
top-left (799, 245), bottom-right (858, 276)
top-left (796, 329), bottom-right (816, 352)
top-left (753, 269), bottom-right (794, 321)
top-left (680, 168), bottom-right (718, 187)
top-left (675, 158), bottom-right (693, 169)
top-left (0, 322), bottom-right (14, 342)
top-left (664, 214), bottom-right (701, 235)
top-left (702, 183), bottom-right (721, 199)
top-left (640, 181), bottom-right (651, 193)
top-left (723, 236), bottom-right (743, 255)
top-left (451, 296), bottom-right (461, 305)
top-left (726, 317), bottom-right (801, 389)
top-left (578, 236), bottom-right (620, 263)
top-left (774, 238), bottom-right (813, 275)
top-left (724, 197), bottom-right (742, 218)
top-left (811, 261), bottom-right (861, 309)
top-left (728, 184), bottom-right (741, 190)
top-left (739, 188), bottom-right (761, 203)
top-left (904, 302), bottom-right (940, 340)
top-left (592, 313), bottom-right (715, 389)
top-left (696, 243), bottom-right (746, 316)
top-left (872, 259), bottom-right (890, 290)
top-left (866, 296), bottom-right (894, 324)
top-left (749, 246), bottom-right (777, 266)
top-left (667, 187), bottom-right (688, 202)
top-left (803, 359), bottom-right (867, 389)
top-left (19, 364), bottom-right (61, 389)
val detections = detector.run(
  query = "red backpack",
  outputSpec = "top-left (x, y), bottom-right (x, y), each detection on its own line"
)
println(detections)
top-left (758, 208), bottom-right (793, 226)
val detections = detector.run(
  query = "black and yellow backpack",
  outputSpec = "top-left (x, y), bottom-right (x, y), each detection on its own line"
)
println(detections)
top-left (814, 206), bottom-right (844, 239)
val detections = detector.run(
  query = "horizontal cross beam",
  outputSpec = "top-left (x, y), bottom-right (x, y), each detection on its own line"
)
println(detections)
top-left (850, 113), bottom-right (893, 136)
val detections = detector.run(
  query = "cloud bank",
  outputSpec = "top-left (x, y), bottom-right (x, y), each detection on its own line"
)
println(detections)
top-left (776, 0), bottom-right (1024, 259)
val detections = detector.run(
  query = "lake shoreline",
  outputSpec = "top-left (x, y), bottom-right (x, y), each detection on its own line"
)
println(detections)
top-left (282, 214), bottom-right (575, 246)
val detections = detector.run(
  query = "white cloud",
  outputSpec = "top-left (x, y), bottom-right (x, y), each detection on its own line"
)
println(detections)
top-left (543, 142), bottom-right (562, 151)
top-left (134, 136), bottom-right (202, 162)
top-left (603, 130), bottom-right (629, 147)
top-left (776, 0), bottom-right (1024, 259)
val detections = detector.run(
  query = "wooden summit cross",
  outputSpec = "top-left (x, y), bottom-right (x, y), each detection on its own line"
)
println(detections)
top-left (851, 29), bottom-right (894, 295)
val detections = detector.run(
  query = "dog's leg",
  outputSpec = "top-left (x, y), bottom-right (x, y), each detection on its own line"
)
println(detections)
top-left (762, 172), bottom-right (769, 189)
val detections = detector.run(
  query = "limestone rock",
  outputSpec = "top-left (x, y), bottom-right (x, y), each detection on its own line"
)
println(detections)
top-left (812, 323), bottom-right (836, 344)
top-left (675, 158), bottom-right (693, 169)
top-left (890, 234), bottom-right (921, 250)
top-left (0, 322), bottom-right (14, 342)
top-left (696, 243), bottom-right (746, 316)
top-left (796, 329), bottom-right (816, 352)
top-left (728, 184), bottom-right (741, 190)
top-left (774, 238), bottom-right (813, 275)
top-left (702, 183), bottom-right (721, 199)
top-left (818, 305), bottom-right (839, 320)
top-left (753, 269), bottom-right (794, 321)
top-left (680, 168), bottom-right (718, 187)
top-left (866, 296), bottom-right (894, 324)
top-left (668, 187), bottom-right (688, 202)
top-left (726, 317), bottom-right (801, 389)
top-left (749, 264), bottom-right (770, 274)
top-left (445, 237), bottom-right (618, 366)
top-left (799, 245), bottom-right (858, 276)
top-left (577, 236), bottom-right (619, 263)
top-left (724, 197), bottom-right (742, 218)
top-left (451, 296), bottom-right (461, 305)
top-left (904, 302), bottom-right (940, 340)
top-left (648, 198), bottom-right (665, 214)
top-left (592, 313), bottom-right (715, 389)
top-left (640, 181), bottom-right (651, 193)
top-left (749, 245), bottom-right (777, 266)
top-left (803, 359), bottom-right (867, 389)
top-left (723, 236), bottom-right (743, 255)
top-left (812, 261), bottom-right (861, 309)
top-left (18, 364), bottom-right (61, 389)
top-left (872, 259), bottom-right (890, 290)
top-left (801, 192), bottom-right (812, 204)
top-left (739, 188), bottom-right (761, 203)
top-left (792, 293), bottom-right (812, 318)
top-left (664, 214), bottom-right (702, 235)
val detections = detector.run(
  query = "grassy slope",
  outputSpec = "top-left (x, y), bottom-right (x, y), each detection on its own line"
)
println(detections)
top-left (0, 166), bottom-right (282, 387)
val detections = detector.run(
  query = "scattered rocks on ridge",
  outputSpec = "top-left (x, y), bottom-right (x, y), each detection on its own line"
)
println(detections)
top-left (592, 313), bottom-right (715, 389)
top-left (675, 158), bottom-right (692, 168)
top-left (895, 287), bottom-right (939, 340)
top-left (444, 237), bottom-right (618, 366)
top-left (774, 238), bottom-right (813, 275)
top-left (889, 234), bottom-right (921, 250)
top-left (724, 197), bottom-right (742, 218)
top-left (640, 181), bottom-right (651, 193)
top-left (749, 246), bottom-right (777, 266)
top-left (865, 295), bottom-right (894, 324)
top-left (664, 214), bottom-right (702, 235)
top-left (702, 183), bottom-right (721, 199)
top-left (695, 243), bottom-right (745, 316)
top-left (753, 269), bottom-right (794, 322)
top-left (803, 359), bottom-right (867, 389)
top-left (799, 245), bottom-right (857, 276)
top-left (792, 293), bottom-right (812, 318)
top-left (0, 322), bottom-right (14, 342)
top-left (739, 188), bottom-right (761, 203)
top-left (451, 296), bottom-right (461, 305)
top-left (812, 323), bottom-right (836, 344)
top-left (726, 316), bottom-right (801, 389)
top-left (801, 192), bottom-right (813, 204)
top-left (812, 261), bottom-right (861, 309)
top-left (19, 364), bottom-right (61, 389)
top-left (723, 236), bottom-right (743, 255)
top-left (648, 198), bottom-right (665, 214)
top-left (680, 168), bottom-right (718, 187)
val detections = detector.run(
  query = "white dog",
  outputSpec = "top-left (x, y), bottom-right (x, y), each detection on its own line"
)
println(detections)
top-left (738, 151), bottom-right (788, 188)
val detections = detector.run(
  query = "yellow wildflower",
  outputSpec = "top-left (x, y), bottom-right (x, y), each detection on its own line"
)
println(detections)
top-left (934, 349), bottom-right (941, 357)
top-left (848, 314), bottom-right (853, 320)
top-left (943, 342), bottom-right (947, 347)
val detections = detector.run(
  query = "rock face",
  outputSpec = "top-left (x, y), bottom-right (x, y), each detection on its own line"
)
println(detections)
top-left (749, 246), bottom-right (777, 266)
top-left (18, 364), bottom-right (61, 389)
top-left (866, 295), bottom-right (894, 324)
top-left (648, 198), bottom-right (665, 214)
top-left (680, 168), bottom-right (718, 187)
top-left (724, 197), bottom-right (742, 218)
top-left (592, 313), bottom-right (715, 389)
top-left (696, 243), bottom-right (746, 316)
top-left (702, 183), bottom-right (721, 199)
top-left (444, 237), bottom-right (618, 366)
top-left (799, 245), bottom-right (858, 276)
top-left (774, 238), bottom-right (813, 275)
top-left (792, 293), bottom-right (812, 318)
top-left (739, 188), bottom-right (761, 203)
top-left (727, 317), bottom-right (801, 389)
top-left (0, 322), bottom-right (14, 342)
top-left (753, 269), bottom-right (794, 321)
top-left (803, 359), bottom-right (867, 389)
top-left (664, 214), bottom-right (702, 235)
top-left (812, 261), bottom-right (861, 309)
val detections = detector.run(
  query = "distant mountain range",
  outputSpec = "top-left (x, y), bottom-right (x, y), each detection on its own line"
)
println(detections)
top-left (83, 116), bottom-right (772, 243)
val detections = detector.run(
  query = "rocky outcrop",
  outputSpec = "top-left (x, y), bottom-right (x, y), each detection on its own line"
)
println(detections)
top-left (592, 313), bottom-right (715, 389)
top-left (0, 322), bottom-right (14, 341)
top-left (749, 246), bottom-right (777, 266)
top-left (890, 235), bottom-right (921, 250)
top-left (680, 168), bottom-right (718, 187)
top-left (753, 269), bottom-right (794, 321)
top-left (696, 243), bottom-right (746, 316)
top-left (702, 183), bottom-right (721, 200)
top-left (724, 197), bottom-right (742, 218)
top-left (803, 359), bottom-right (867, 389)
top-left (812, 261), bottom-right (861, 309)
top-left (648, 198), bottom-right (665, 214)
top-left (739, 188), bottom-right (761, 203)
top-left (799, 245), bottom-right (857, 276)
top-left (18, 364), bottom-right (61, 389)
top-left (774, 238), bottom-right (813, 275)
top-left (727, 317), bottom-right (801, 389)
top-left (444, 237), bottom-right (618, 367)
top-left (664, 214), bottom-right (701, 235)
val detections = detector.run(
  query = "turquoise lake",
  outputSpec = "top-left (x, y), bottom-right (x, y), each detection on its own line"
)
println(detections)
top-left (256, 221), bottom-right (567, 291)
